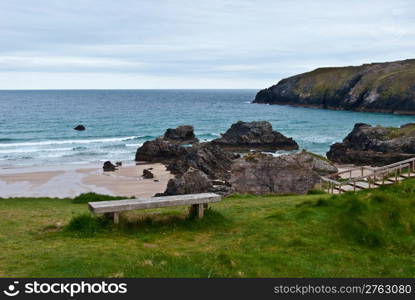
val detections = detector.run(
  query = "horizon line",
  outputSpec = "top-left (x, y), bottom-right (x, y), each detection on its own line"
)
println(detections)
top-left (0, 88), bottom-right (261, 91)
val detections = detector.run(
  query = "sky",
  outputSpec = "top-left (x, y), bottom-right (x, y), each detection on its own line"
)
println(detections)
top-left (0, 0), bottom-right (414, 89)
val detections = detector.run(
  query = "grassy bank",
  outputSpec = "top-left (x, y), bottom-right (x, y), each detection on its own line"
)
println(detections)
top-left (1, 182), bottom-right (415, 277)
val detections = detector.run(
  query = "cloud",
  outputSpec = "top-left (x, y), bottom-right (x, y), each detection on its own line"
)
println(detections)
top-left (0, 0), bottom-right (414, 89)
top-left (0, 55), bottom-right (143, 72)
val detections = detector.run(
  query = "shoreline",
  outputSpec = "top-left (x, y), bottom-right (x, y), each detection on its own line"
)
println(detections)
top-left (0, 161), bottom-right (173, 198)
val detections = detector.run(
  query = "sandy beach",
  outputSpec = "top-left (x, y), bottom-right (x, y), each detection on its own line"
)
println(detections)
top-left (0, 162), bottom-right (173, 198)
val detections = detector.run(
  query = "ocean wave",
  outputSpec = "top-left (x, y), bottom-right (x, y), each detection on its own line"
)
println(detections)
top-left (62, 151), bottom-right (108, 158)
top-left (0, 136), bottom-right (142, 148)
top-left (0, 147), bottom-right (73, 154)
top-left (198, 133), bottom-right (221, 138)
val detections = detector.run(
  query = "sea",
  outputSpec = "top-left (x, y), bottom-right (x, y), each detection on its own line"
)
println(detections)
top-left (0, 89), bottom-right (414, 167)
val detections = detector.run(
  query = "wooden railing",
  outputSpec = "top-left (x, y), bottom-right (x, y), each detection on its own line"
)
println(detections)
top-left (319, 157), bottom-right (415, 194)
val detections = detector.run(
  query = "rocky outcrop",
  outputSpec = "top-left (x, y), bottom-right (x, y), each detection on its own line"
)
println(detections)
top-left (253, 59), bottom-right (415, 115)
top-left (74, 124), bottom-right (85, 131)
top-left (211, 121), bottom-right (298, 151)
top-left (230, 151), bottom-right (337, 195)
top-left (163, 125), bottom-right (198, 144)
top-left (167, 143), bottom-right (237, 180)
top-left (103, 161), bottom-right (117, 172)
top-left (135, 138), bottom-right (189, 162)
top-left (327, 123), bottom-right (415, 166)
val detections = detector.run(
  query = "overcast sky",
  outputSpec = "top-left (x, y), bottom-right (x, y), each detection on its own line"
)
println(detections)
top-left (0, 0), bottom-right (414, 89)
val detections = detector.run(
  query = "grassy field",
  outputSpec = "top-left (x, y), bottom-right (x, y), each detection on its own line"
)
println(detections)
top-left (1, 182), bottom-right (415, 278)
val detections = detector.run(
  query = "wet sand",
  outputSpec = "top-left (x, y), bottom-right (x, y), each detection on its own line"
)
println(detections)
top-left (0, 162), bottom-right (173, 198)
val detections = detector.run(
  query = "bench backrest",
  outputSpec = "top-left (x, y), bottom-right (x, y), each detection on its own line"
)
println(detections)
top-left (88, 193), bottom-right (221, 214)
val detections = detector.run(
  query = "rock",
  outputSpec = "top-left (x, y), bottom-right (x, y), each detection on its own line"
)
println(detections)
top-left (211, 121), bottom-right (298, 151)
top-left (163, 125), bottom-right (198, 144)
top-left (167, 143), bottom-right (236, 180)
top-left (115, 161), bottom-right (122, 167)
top-left (327, 123), bottom-right (415, 166)
top-left (230, 151), bottom-right (336, 195)
top-left (295, 150), bottom-right (338, 176)
top-left (135, 138), bottom-right (189, 162)
top-left (209, 184), bottom-right (233, 196)
top-left (103, 161), bottom-right (117, 172)
top-left (73, 124), bottom-right (86, 131)
top-left (253, 59), bottom-right (415, 115)
top-left (142, 169), bottom-right (154, 179)
top-left (162, 168), bottom-right (213, 195)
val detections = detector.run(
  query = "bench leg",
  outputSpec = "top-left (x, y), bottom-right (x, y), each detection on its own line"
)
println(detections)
top-left (189, 204), bottom-right (204, 218)
top-left (197, 204), bottom-right (204, 218)
top-left (113, 212), bottom-right (119, 224)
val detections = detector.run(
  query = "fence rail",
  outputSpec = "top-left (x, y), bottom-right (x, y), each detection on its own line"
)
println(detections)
top-left (320, 157), bottom-right (415, 194)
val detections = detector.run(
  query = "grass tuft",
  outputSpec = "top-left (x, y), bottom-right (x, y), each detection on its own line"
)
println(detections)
top-left (72, 193), bottom-right (125, 204)
top-left (65, 213), bottom-right (111, 237)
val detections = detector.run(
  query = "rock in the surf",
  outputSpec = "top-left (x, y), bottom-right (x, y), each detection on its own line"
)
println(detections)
top-left (73, 124), bottom-right (86, 131)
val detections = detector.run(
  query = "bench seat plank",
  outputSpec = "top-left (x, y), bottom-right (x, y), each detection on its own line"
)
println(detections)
top-left (88, 193), bottom-right (221, 214)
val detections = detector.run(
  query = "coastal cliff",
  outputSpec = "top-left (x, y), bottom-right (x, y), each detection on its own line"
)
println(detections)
top-left (253, 59), bottom-right (415, 114)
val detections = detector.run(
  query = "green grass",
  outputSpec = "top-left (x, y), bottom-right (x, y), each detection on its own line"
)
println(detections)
top-left (72, 192), bottom-right (125, 204)
top-left (386, 124), bottom-right (415, 139)
top-left (2, 181), bottom-right (415, 277)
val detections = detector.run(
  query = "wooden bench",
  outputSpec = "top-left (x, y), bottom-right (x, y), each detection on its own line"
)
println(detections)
top-left (88, 193), bottom-right (221, 224)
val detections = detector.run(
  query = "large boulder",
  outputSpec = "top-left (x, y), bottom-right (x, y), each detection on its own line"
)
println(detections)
top-left (211, 121), bottom-right (298, 151)
top-left (161, 167), bottom-right (213, 196)
top-left (163, 125), bottom-right (198, 144)
top-left (135, 138), bottom-right (189, 162)
top-left (327, 123), bottom-right (415, 166)
top-left (167, 143), bottom-right (237, 180)
top-left (230, 151), bottom-right (335, 195)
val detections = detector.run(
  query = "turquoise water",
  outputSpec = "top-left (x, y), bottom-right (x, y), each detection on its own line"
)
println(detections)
top-left (0, 89), bottom-right (414, 167)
